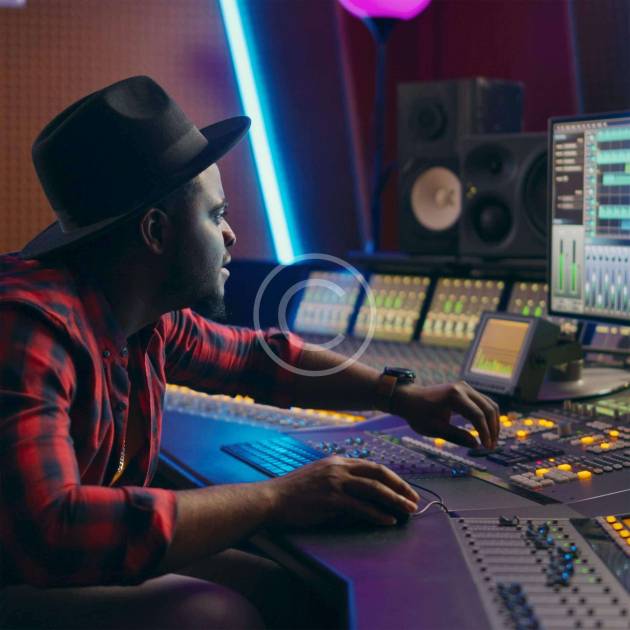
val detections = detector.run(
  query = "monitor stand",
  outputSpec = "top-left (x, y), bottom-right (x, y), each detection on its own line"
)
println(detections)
top-left (537, 363), bottom-right (630, 402)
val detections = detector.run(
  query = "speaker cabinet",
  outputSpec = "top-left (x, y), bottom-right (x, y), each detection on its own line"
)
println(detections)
top-left (398, 78), bottom-right (523, 256)
top-left (459, 133), bottom-right (548, 259)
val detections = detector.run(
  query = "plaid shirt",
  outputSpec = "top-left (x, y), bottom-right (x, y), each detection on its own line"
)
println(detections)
top-left (0, 253), bottom-right (304, 587)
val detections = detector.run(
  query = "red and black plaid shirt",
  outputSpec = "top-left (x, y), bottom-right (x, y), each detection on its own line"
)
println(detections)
top-left (0, 253), bottom-right (304, 587)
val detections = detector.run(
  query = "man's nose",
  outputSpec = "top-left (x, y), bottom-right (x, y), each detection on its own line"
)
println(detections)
top-left (223, 220), bottom-right (236, 248)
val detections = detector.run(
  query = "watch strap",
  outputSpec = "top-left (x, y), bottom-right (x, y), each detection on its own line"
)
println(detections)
top-left (374, 373), bottom-right (399, 413)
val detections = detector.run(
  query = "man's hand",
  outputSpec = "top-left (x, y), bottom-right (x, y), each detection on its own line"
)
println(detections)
top-left (392, 381), bottom-right (500, 449)
top-left (264, 456), bottom-right (420, 528)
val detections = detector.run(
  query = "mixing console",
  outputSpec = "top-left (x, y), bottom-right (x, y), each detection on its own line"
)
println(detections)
top-left (299, 335), bottom-right (464, 386)
top-left (292, 271), bottom-right (360, 335)
top-left (353, 273), bottom-right (430, 342)
top-left (421, 278), bottom-right (504, 349)
top-left (165, 385), bottom-right (366, 429)
top-left (451, 516), bottom-right (630, 629)
top-left (507, 281), bottom-right (578, 337)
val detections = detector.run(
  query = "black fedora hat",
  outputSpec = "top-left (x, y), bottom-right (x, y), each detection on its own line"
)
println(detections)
top-left (21, 75), bottom-right (250, 259)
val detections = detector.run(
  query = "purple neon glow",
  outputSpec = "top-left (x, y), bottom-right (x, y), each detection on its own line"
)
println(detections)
top-left (338, 0), bottom-right (432, 20)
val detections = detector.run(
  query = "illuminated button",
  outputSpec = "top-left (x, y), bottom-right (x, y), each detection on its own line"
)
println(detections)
top-left (516, 430), bottom-right (528, 439)
top-left (557, 464), bottom-right (572, 472)
top-left (470, 430), bottom-right (479, 438)
top-left (523, 418), bottom-right (534, 426)
top-left (606, 515), bottom-right (618, 523)
top-left (580, 436), bottom-right (594, 445)
top-left (500, 415), bottom-right (509, 423)
top-left (619, 530), bottom-right (630, 538)
top-left (434, 438), bottom-right (446, 447)
top-left (609, 430), bottom-right (620, 438)
top-left (503, 420), bottom-right (513, 427)
top-left (577, 470), bottom-right (592, 480)
top-left (613, 523), bottom-right (623, 531)
top-left (535, 468), bottom-right (550, 478)
top-left (600, 442), bottom-right (611, 450)
top-left (548, 458), bottom-right (556, 463)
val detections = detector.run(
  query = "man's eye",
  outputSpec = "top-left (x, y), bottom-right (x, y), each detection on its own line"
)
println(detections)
top-left (211, 210), bottom-right (228, 224)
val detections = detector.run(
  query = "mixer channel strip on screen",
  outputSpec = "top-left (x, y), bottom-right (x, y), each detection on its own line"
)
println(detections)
top-left (353, 273), bottom-right (430, 342)
top-left (421, 278), bottom-right (504, 348)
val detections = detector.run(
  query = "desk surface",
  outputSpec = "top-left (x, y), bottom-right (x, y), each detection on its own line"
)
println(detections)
top-left (160, 409), bottom-right (586, 629)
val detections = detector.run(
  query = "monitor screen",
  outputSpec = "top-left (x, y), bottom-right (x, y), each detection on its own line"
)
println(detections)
top-left (549, 112), bottom-right (630, 323)
top-left (469, 317), bottom-right (531, 381)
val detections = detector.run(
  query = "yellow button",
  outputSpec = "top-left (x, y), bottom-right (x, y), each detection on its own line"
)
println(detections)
top-left (523, 418), bottom-right (534, 426)
top-left (613, 523), bottom-right (623, 531)
top-left (609, 430), bottom-right (620, 438)
top-left (499, 414), bottom-right (509, 423)
top-left (516, 430), bottom-right (528, 439)
top-left (470, 430), bottom-right (479, 438)
top-left (577, 470), bottom-right (592, 480)
top-left (548, 458), bottom-right (556, 463)
top-left (503, 420), bottom-right (513, 427)
top-left (434, 438), bottom-right (446, 447)
top-left (580, 436), bottom-right (594, 445)
top-left (600, 442), bottom-right (611, 450)
top-left (619, 530), bottom-right (630, 538)
top-left (557, 464), bottom-right (572, 472)
top-left (606, 515), bottom-right (617, 523)
top-left (538, 418), bottom-right (548, 426)
top-left (535, 468), bottom-right (550, 478)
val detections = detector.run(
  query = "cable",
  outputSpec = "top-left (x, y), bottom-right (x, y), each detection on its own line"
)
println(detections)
top-left (412, 499), bottom-right (447, 518)
top-left (409, 481), bottom-right (449, 518)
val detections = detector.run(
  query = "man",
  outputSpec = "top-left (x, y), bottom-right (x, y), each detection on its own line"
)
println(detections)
top-left (0, 76), bottom-right (499, 628)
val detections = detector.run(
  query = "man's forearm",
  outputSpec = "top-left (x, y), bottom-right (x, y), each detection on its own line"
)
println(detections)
top-left (156, 482), bottom-right (276, 575)
top-left (291, 343), bottom-right (383, 411)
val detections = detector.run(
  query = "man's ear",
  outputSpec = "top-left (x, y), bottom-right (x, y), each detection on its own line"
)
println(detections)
top-left (138, 207), bottom-right (172, 254)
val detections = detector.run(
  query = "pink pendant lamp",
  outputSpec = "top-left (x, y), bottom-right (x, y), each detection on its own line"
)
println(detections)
top-left (338, 0), bottom-right (433, 252)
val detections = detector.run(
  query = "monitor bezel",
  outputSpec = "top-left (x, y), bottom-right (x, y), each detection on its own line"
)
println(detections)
top-left (547, 109), bottom-right (630, 325)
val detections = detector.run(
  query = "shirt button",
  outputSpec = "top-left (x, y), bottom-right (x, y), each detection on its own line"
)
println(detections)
top-left (102, 349), bottom-right (111, 359)
top-left (121, 347), bottom-right (128, 357)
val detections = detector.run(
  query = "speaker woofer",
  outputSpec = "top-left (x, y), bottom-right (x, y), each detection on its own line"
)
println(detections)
top-left (410, 166), bottom-right (462, 232)
top-left (411, 98), bottom-right (447, 141)
top-left (470, 196), bottom-right (512, 243)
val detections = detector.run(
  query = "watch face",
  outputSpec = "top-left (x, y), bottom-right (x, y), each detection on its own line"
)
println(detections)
top-left (384, 367), bottom-right (416, 382)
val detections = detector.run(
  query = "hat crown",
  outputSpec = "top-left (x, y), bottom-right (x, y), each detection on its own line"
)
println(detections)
top-left (32, 76), bottom-right (207, 231)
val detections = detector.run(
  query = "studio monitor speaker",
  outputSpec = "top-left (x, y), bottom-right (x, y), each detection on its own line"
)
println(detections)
top-left (459, 133), bottom-right (548, 259)
top-left (398, 78), bottom-right (523, 256)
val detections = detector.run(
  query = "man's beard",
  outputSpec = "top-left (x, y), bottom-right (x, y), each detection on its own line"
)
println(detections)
top-left (194, 292), bottom-right (227, 322)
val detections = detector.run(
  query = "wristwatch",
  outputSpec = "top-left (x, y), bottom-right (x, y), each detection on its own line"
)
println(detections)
top-left (374, 366), bottom-right (416, 413)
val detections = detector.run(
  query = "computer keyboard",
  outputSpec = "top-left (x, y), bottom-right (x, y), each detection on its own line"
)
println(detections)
top-left (220, 436), bottom-right (326, 477)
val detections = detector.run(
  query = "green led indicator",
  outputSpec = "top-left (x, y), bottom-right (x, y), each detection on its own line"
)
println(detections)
top-left (394, 297), bottom-right (403, 309)
top-left (444, 300), bottom-right (453, 313)
top-left (522, 306), bottom-right (530, 316)
top-left (534, 306), bottom-right (543, 317)
top-left (454, 301), bottom-right (463, 314)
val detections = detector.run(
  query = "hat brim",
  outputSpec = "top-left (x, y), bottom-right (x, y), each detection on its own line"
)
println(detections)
top-left (21, 115), bottom-right (251, 260)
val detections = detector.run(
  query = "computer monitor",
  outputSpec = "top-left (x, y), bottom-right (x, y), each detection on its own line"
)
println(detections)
top-left (549, 111), bottom-right (630, 324)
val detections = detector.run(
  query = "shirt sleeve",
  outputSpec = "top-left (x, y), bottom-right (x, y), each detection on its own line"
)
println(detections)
top-left (163, 309), bottom-right (305, 408)
top-left (0, 304), bottom-right (177, 587)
